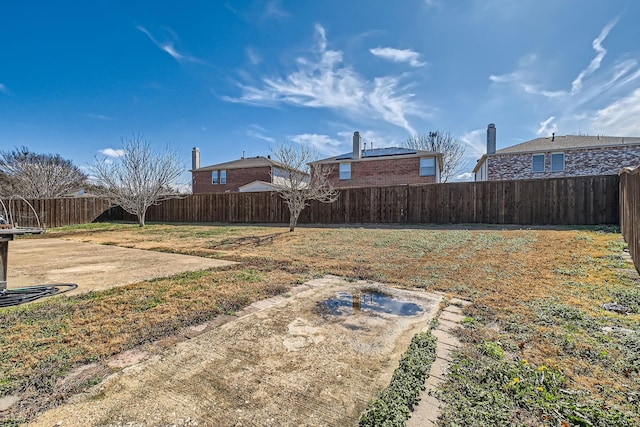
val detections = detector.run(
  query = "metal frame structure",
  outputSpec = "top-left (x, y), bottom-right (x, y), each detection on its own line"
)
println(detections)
top-left (0, 197), bottom-right (45, 290)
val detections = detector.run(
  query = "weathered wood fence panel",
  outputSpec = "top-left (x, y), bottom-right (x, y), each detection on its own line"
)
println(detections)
top-left (620, 166), bottom-right (640, 273)
top-left (4, 175), bottom-right (620, 228)
top-left (404, 175), bottom-right (618, 225)
top-left (129, 175), bottom-right (619, 226)
top-left (0, 197), bottom-right (114, 228)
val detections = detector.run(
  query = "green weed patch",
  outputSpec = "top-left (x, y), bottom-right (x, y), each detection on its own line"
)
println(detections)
top-left (359, 331), bottom-right (438, 427)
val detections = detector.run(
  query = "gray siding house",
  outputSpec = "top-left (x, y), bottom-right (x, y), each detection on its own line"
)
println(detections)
top-left (473, 125), bottom-right (640, 181)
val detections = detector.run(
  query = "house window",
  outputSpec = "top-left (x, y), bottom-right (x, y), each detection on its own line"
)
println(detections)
top-left (339, 163), bottom-right (351, 180)
top-left (212, 170), bottom-right (227, 185)
top-left (551, 153), bottom-right (565, 172)
top-left (420, 157), bottom-right (436, 176)
top-left (532, 154), bottom-right (545, 173)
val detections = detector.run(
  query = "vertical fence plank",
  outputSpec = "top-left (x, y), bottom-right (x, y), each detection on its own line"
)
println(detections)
top-left (620, 167), bottom-right (639, 273)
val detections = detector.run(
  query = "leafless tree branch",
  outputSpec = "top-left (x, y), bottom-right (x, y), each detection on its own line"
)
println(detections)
top-left (271, 142), bottom-right (338, 231)
top-left (403, 131), bottom-right (466, 182)
top-left (0, 147), bottom-right (87, 198)
top-left (89, 134), bottom-right (185, 227)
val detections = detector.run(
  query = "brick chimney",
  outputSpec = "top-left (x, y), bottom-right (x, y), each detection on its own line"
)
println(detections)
top-left (487, 124), bottom-right (496, 154)
top-left (352, 131), bottom-right (362, 159)
top-left (192, 147), bottom-right (200, 170)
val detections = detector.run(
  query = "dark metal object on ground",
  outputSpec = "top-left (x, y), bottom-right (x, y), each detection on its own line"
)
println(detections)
top-left (1, 227), bottom-right (45, 290)
top-left (0, 284), bottom-right (78, 308)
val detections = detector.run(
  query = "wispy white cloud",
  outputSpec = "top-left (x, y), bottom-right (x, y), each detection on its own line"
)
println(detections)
top-left (460, 129), bottom-right (487, 159)
top-left (86, 113), bottom-right (112, 121)
top-left (246, 47), bottom-right (262, 65)
top-left (137, 26), bottom-right (202, 64)
top-left (452, 172), bottom-right (474, 182)
top-left (369, 47), bottom-right (427, 67)
top-left (262, 0), bottom-right (290, 20)
top-left (247, 125), bottom-right (276, 143)
top-left (522, 84), bottom-right (565, 98)
top-left (490, 55), bottom-right (566, 99)
top-left (489, 19), bottom-right (640, 137)
top-left (290, 133), bottom-right (343, 156)
top-left (224, 25), bottom-right (424, 134)
top-left (454, 129), bottom-right (488, 175)
top-left (337, 130), bottom-right (395, 150)
top-left (369, 77), bottom-right (418, 134)
top-left (99, 148), bottom-right (126, 158)
top-left (591, 88), bottom-right (640, 135)
top-left (571, 17), bottom-right (619, 94)
top-left (537, 116), bottom-right (557, 135)
top-left (0, 83), bottom-right (8, 94)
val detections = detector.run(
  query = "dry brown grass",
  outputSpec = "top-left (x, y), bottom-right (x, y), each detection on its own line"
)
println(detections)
top-left (2, 222), bottom-right (639, 424)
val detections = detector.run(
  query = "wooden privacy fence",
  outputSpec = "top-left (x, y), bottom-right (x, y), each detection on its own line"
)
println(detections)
top-left (3, 175), bottom-right (619, 229)
top-left (620, 166), bottom-right (640, 273)
top-left (127, 175), bottom-right (619, 226)
top-left (0, 197), bottom-right (114, 229)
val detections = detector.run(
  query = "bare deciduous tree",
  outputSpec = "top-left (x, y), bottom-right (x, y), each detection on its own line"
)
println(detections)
top-left (403, 131), bottom-right (466, 182)
top-left (90, 135), bottom-right (185, 227)
top-left (0, 147), bottom-right (87, 198)
top-left (271, 142), bottom-right (338, 232)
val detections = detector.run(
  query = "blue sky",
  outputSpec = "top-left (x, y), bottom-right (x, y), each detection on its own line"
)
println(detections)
top-left (2, 1), bottom-right (639, 184)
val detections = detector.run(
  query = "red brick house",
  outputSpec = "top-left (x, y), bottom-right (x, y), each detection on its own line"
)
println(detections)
top-left (310, 132), bottom-right (443, 188)
top-left (191, 148), bottom-right (302, 194)
top-left (473, 124), bottom-right (640, 181)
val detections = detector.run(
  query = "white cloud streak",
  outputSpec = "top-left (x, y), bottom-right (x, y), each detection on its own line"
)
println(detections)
top-left (370, 47), bottom-right (427, 67)
top-left (460, 129), bottom-right (487, 159)
top-left (246, 47), bottom-right (262, 65)
top-left (591, 88), bottom-right (640, 135)
top-left (247, 125), bottom-right (276, 144)
top-left (137, 26), bottom-right (202, 64)
top-left (99, 148), bottom-right (126, 158)
top-left (86, 113), bottom-right (112, 121)
top-left (290, 133), bottom-right (343, 156)
top-left (537, 116), bottom-right (557, 135)
top-left (224, 25), bottom-right (423, 134)
top-left (263, 0), bottom-right (290, 20)
top-left (0, 84), bottom-right (8, 94)
top-left (488, 18), bottom-right (640, 137)
top-left (571, 17), bottom-right (619, 94)
top-left (452, 172), bottom-right (473, 182)
top-left (455, 129), bottom-right (488, 176)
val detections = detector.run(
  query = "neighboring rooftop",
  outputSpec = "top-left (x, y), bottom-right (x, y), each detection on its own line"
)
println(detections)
top-left (315, 147), bottom-right (437, 163)
top-left (192, 156), bottom-right (286, 172)
top-left (496, 135), bottom-right (640, 154)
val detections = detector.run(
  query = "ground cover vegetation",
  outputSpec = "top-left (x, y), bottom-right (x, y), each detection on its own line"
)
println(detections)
top-left (1, 222), bottom-right (638, 425)
top-left (359, 331), bottom-right (438, 426)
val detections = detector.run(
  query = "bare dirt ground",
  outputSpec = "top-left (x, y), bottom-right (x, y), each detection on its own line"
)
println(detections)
top-left (7, 238), bottom-right (236, 294)
top-left (29, 276), bottom-right (441, 427)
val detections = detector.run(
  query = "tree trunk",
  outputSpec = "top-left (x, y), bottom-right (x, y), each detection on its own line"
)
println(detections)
top-left (138, 211), bottom-right (146, 227)
top-left (289, 208), bottom-right (300, 232)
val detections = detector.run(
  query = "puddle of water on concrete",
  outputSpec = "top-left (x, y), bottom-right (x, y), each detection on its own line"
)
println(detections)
top-left (320, 290), bottom-right (424, 317)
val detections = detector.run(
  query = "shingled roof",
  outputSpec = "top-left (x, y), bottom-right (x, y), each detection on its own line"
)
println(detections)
top-left (496, 135), bottom-right (640, 154)
top-left (192, 156), bottom-right (286, 172)
top-left (312, 147), bottom-right (442, 166)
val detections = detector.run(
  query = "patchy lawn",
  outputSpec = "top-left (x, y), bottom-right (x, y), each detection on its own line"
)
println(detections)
top-left (1, 222), bottom-right (639, 426)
